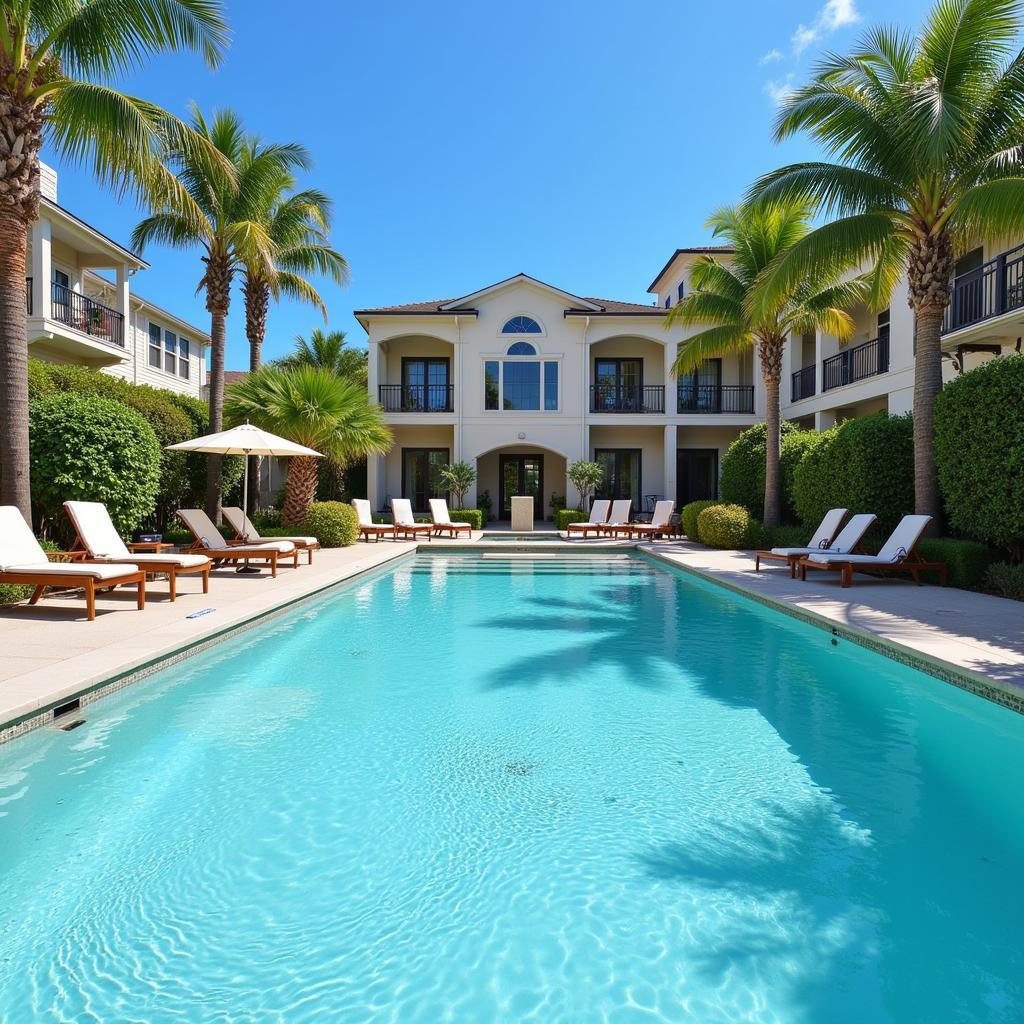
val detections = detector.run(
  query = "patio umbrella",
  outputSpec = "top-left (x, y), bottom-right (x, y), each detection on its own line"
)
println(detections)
top-left (166, 423), bottom-right (322, 540)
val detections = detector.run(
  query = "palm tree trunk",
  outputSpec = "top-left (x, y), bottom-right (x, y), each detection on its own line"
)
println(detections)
top-left (759, 336), bottom-right (783, 529)
top-left (282, 454), bottom-right (319, 526)
top-left (0, 212), bottom-right (31, 519)
top-left (912, 305), bottom-right (944, 525)
top-left (205, 309), bottom-right (226, 518)
top-left (243, 277), bottom-right (268, 517)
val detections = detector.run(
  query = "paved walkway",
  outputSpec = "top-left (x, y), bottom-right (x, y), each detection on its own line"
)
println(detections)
top-left (641, 539), bottom-right (1024, 708)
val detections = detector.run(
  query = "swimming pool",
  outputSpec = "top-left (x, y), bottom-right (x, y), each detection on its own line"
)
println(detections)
top-left (1, 553), bottom-right (1022, 1023)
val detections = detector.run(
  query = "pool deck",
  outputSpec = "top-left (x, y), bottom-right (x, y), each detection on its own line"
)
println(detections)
top-left (2, 531), bottom-right (1023, 740)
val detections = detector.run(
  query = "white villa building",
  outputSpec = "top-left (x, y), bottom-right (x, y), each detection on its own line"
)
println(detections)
top-left (359, 236), bottom-right (1024, 521)
top-left (27, 163), bottom-right (210, 399)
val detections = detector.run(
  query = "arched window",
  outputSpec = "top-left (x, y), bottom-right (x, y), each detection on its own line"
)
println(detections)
top-left (501, 315), bottom-right (542, 335)
top-left (506, 341), bottom-right (536, 356)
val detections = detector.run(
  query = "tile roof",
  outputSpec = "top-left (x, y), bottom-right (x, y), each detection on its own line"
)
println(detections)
top-left (356, 296), bottom-right (659, 316)
top-left (223, 370), bottom-right (249, 385)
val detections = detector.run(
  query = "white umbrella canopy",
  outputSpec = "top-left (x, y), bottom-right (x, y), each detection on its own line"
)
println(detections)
top-left (166, 424), bottom-right (323, 539)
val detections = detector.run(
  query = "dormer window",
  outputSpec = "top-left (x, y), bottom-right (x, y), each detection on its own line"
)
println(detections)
top-left (506, 341), bottom-right (536, 356)
top-left (501, 315), bottom-right (542, 335)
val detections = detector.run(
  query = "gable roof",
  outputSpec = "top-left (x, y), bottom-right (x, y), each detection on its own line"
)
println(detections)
top-left (647, 246), bottom-right (735, 294)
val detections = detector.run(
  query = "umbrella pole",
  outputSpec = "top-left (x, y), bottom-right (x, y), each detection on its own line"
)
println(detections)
top-left (237, 446), bottom-right (261, 574)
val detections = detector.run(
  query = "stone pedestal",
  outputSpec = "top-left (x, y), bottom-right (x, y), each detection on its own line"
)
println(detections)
top-left (510, 496), bottom-right (534, 531)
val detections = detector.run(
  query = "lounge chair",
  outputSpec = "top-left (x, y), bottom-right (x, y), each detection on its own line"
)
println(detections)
top-left (566, 499), bottom-right (611, 538)
top-left (754, 507), bottom-right (852, 577)
top-left (353, 499), bottom-right (396, 542)
top-left (598, 499), bottom-right (633, 537)
top-left (429, 499), bottom-right (473, 538)
top-left (799, 514), bottom-right (947, 588)
top-left (221, 507), bottom-right (320, 565)
top-left (610, 500), bottom-right (676, 541)
top-left (0, 505), bottom-right (145, 620)
top-left (65, 500), bottom-right (211, 601)
top-left (176, 509), bottom-right (298, 576)
top-left (391, 499), bottom-right (434, 541)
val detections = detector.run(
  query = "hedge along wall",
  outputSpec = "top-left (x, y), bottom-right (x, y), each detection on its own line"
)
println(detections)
top-left (28, 360), bottom-right (244, 528)
top-left (792, 412), bottom-right (914, 536)
top-left (935, 355), bottom-right (1024, 560)
top-left (719, 422), bottom-right (828, 523)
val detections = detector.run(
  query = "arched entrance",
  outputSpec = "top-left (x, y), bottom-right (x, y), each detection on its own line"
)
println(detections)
top-left (474, 444), bottom-right (569, 522)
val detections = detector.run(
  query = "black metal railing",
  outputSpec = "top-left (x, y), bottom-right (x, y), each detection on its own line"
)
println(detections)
top-left (590, 384), bottom-right (665, 413)
top-left (677, 384), bottom-right (755, 414)
top-left (378, 384), bottom-right (454, 412)
top-left (50, 282), bottom-right (124, 347)
top-left (942, 244), bottom-right (1024, 334)
top-left (822, 334), bottom-right (889, 391)
top-left (791, 364), bottom-right (816, 402)
top-left (25, 277), bottom-right (31, 314)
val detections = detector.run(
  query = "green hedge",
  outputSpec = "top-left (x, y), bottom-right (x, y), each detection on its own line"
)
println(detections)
top-left (761, 523), bottom-right (810, 549)
top-left (935, 355), bottom-right (1024, 558)
top-left (556, 509), bottom-right (589, 531)
top-left (680, 500), bottom-right (719, 540)
top-left (30, 393), bottom-right (161, 537)
top-left (303, 501), bottom-right (359, 547)
top-left (720, 422), bottom-right (823, 521)
top-left (449, 508), bottom-right (483, 531)
top-left (915, 538), bottom-right (995, 590)
top-left (792, 413), bottom-right (914, 536)
top-left (697, 503), bottom-right (752, 549)
top-left (985, 562), bottom-right (1024, 600)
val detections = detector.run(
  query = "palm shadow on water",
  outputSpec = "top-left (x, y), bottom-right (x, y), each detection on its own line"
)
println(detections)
top-left (474, 571), bottom-right (1024, 1023)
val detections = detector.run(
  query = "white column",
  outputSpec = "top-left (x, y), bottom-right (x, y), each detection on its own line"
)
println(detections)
top-left (367, 454), bottom-right (382, 509)
top-left (30, 216), bottom-right (51, 320)
top-left (367, 340), bottom-right (380, 406)
top-left (115, 264), bottom-right (130, 316)
top-left (451, 337), bottom-right (461, 462)
top-left (664, 340), bottom-right (677, 413)
top-left (663, 423), bottom-right (677, 506)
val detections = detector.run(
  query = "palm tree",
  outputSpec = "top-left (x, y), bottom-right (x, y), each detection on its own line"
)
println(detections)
top-left (224, 365), bottom-right (392, 525)
top-left (239, 159), bottom-right (348, 513)
top-left (0, 1), bottom-right (229, 519)
top-left (666, 201), bottom-right (867, 527)
top-left (132, 108), bottom-right (309, 517)
top-left (748, 0), bottom-right (1024, 522)
top-left (274, 328), bottom-right (368, 388)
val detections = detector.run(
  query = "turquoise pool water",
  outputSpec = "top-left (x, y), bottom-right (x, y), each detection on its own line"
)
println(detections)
top-left (1, 553), bottom-right (1023, 1023)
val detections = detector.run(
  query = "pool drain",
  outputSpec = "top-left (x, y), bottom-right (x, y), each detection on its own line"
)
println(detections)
top-left (504, 761), bottom-right (534, 776)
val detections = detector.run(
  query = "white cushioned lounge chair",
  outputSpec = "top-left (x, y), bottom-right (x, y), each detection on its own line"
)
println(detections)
top-left (65, 500), bottom-right (211, 601)
top-left (566, 498), bottom-right (610, 538)
top-left (429, 499), bottom-right (472, 538)
top-left (221, 507), bottom-right (320, 564)
top-left (0, 505), bottom-right (145, 620)
top-left (353, 499), bottom-right (396, 542)
top-left (598, 499), bottom-right (633, 537)
top-left (177, 509), bottom-right (298, 576)
top-left (391, 499), bottom-right (434, 541)
top-left (609, 500), bottom-right (676, 541)
top-left (799, 514), bottom-right (947, 588)
top-left (754, 507), bottom-right (852, 577)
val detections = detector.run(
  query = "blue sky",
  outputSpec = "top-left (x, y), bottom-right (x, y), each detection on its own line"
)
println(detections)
top-left (45, 0), bottom-right (931, 369)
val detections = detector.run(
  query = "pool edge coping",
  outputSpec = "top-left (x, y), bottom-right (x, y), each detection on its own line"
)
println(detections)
top-left (639, 547), bottom-right (1024, 717)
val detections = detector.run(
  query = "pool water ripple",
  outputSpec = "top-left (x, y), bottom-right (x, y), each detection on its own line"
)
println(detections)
top-left (0, 554), bottom-right (1022, 1022)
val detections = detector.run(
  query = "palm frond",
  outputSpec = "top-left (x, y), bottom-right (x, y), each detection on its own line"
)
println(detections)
top-left (671, 326), bottom-right (752, 376)
top-left (748, 162), bottom-right (903, 218)
top-left (949, 177), bottom-right (1024, 240)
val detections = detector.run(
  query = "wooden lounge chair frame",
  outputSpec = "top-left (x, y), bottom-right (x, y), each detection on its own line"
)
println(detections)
top-left (221, 507), bottom-right (320, 565)
top-left (391, 499), bottom-right (433, 542)
top-left (567, 499), bottom-right (611, 538)
top-left (798, 545), bottom-right (948, 588)
top-left (352, 499), bottom-right (396, 542)
top-left (177, 511), bottom-right (298, 576)
top-left (607, 501), bottom-right (676, 541)
top-left (428, 499), bottom-right (472, 538)
top-left (0, 552), bottom-right (146, 621)
top-left (754, 511), bottom-right (870, 578)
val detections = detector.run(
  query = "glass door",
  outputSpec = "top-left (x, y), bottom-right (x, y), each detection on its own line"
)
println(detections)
top-left (594, 358), bottom-right (642, 411)
top-left (678, 359), bottom-right (721, 412)
top-left (402, 358), bottom-right (450, 411)
top-left (595, 449), bottom-right (642, 508)
top-left (677, 449), bottom-right (718, 505)
top-left (499, 455), bottom-right (544, 520)
top-left (402, 448), bottom-right (449, 512)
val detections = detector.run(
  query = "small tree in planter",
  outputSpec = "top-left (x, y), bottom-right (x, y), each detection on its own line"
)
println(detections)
top-left (567, 460), bottom-right (605, 511)
top-left (439, 461), bottom-right (476, 508)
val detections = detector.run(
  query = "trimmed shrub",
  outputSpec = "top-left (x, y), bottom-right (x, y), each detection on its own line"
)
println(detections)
top-left (680, 500), bottom-right (720, 540)
top-left (252, 507), bottom-right (282, 529)
top-left (303, 501), bottom-right (359, 547)
top-left (556, 509), bottom-right (589, 531)
top-left (0, 539), bottom-right (60, 604)
top-left (720, 421), bottom-right (816, 520)
top-left (792, 413), bottom-right (914, 536)
top-left (697, 503), bottom-right (752, 549)
top-left (762, 523), bottom-right (809, 549)
top-left (449, 508), bottom-right (483, 531)
top-left (915, 538), bottom-right (995, 591)
top-left (935, 355), bottom-right (1024, 558)
top-left (985, 562), bottom-right (1024, 600)
top-left (30, 393), bottom-right (162, 537)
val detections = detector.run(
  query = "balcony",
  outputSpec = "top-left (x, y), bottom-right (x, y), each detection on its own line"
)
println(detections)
top-left (677, 384), bottom-right (754, 414)
top-left (28, 280), bottom-right (125, 348)
top-left (791, 364), bottom-right (816, 402)
top-left (822, 334), bottom-right (889, 391)
top-left (942, 244), bottom-right (1024, 335)
top-left (590, 384), bottom-right (665, 413)
top-left (378, 383), bottom-right (454, 412)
